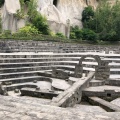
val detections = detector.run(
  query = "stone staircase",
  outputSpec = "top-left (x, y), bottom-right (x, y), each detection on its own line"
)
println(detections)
top-left (0, 40), bottom-right (120, 53)
top-left (0, 40), bottom-right (120, 119)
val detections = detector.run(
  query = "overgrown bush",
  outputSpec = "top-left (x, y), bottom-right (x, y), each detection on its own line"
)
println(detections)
top-left (82, 28), bottom-right (98, 41)
top-left (2, 30), bottom-right (11, 37)
top-left (70, 32), bottom-right (76, 39)
top-left (56, 32), bottom-right (65, 38)
top-left (31, 14), bottom-right (50, 35)
top-left (13, 25), bottom-right (39, 37)
top-left (70, 26), bottom-right (82, 39)
top-left (70, 26), bottom-right (97, 41)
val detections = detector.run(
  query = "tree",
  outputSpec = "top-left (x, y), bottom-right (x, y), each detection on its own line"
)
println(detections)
top-left (82, 0), bottom-right (120, 41)
top-left (82, 6), bottom-right (94, 28)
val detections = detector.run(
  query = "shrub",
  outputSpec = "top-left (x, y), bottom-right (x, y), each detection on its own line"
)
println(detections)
top-left (70, 26), bottom-right (83, 39)
top-left (70, 32), bottom-right (76, 39)
top-left (13, 25), bottom-right (39, 37)
top-left (2, 30), bottom-right (11, 37)
top-left (31, 14), bottom-right (50, 35)
top-left (75, 30), bottom-right (83, 39)
top-left (56, 32), bottom-right (65, 38)
top-left (82, 28), bottom-right (98, 41)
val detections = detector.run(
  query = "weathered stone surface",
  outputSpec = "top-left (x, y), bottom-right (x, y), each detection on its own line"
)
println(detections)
top-left (1, 0), bottom-right (99, 34)
top-left (0, 82), bottom-right (8, 95)
top-left (52, 68), bottom-right (69, 79)
top-left (88, 97), bottom-right (120, 112)
top-left (1, 0), bottom-right (23, 32)
top-left (74, 55), bottom-right (110, 80)
top-left (0, 95), bottom-right (120, 120)
top-left (95, 61), bottom-right (110, 80)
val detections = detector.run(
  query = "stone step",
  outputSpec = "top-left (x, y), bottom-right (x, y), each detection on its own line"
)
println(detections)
top-left (0, 75), bottom-right (49, 84)
top-left (0, 52), bottom-right (120, 58)
top-left (0, 65), bottom-right (74, 73)
top-left (0, 57), bottom-right (80, 63)
top-left (0, 71), bottom-right (38, 79)
top-left (0, 56), bottom-right (120, 63)
top-left (106, 78), bottom-right (120, 86)
top-left (0, 60), bottom-right (120, 70)
top-left (6, 76), bottom-right (69, 92)
top-left (0, 65), bottom-right (119, 80)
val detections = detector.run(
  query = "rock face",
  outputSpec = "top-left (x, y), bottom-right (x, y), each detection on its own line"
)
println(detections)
top-left (37, 0), bottom-right (99, 35)
top-left (1, 0), bottom-right (25, 33)
top-left (0, 0), bottom-right (114, 34)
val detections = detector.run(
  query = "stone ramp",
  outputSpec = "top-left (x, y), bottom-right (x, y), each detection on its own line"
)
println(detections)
top-left (111, 98), bottom-right (120, 107)
top-left (72, 104), bottom-right (106, 113)
top-left (88, 97), bottom-right (120, 112)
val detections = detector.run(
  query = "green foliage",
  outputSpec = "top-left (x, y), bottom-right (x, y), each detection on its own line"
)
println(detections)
top-left (0, 16), bottom-right (2, 33)
top-left (82, 0), bottom-right (120, 41)
top-left (70, 26), bottom-right (82, 39)
top-left (32, 14), bottom-right (50, 35)
top-left (55, 32), bottom-right (65, 38)
top-left (0, 0), bottom-right (4, 7)
top-left (27, 0), bottom-right (38, 20)
top-left (70, 32), bottom-right (76, 39)
top-left (13, 25), bottom-right (39, 37)
top-left (14, 10), bottom-right (27, 19)
top-left (70, 26), bottom-right (97, 41)
top-left (2, 30), bottom-right (11, 37)
top-left (27, 0), bottom-right (50, 35)
top-left (14, 0), bottom-right (28, 19)
top-left (82, 6), bottom-right (94, 26)
top-left (82, 28), bottom-right (98, 41)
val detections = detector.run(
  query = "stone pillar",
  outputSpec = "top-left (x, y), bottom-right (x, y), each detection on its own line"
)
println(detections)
top-left (95, 60), bottom-right (110, 80)
top-left (0, 82), bottom-right (8, 95)
top-left (74, 64), bottom-right (83, 78)
top-left (66, 19), bottom-right (70, 39)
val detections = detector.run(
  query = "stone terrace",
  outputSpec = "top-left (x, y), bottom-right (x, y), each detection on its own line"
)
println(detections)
top-left (0, 40), bottom-right (120, 119)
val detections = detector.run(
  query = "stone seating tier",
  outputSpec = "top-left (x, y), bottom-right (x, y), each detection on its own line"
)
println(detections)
top-left (0, 40), bottom-right (120, 53)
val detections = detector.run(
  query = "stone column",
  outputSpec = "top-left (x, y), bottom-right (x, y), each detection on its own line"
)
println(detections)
top-left (74, 64), bottom-right (83, 78)
top-left (66, 19), bottom-right (70, 39)
top-left (95, 60), bottom-right (110, 80)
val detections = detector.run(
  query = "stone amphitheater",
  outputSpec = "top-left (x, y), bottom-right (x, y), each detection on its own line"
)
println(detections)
top-left (0, 40), bottom-right (120, 120)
